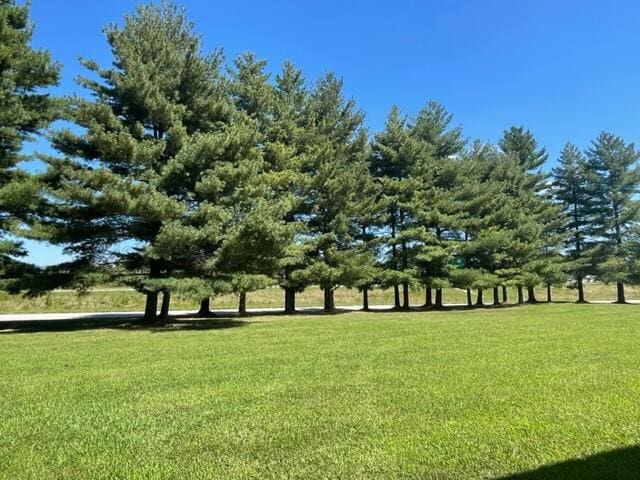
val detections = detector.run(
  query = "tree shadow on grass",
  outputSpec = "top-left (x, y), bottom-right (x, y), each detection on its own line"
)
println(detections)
top-left (0, 317), bottom-right (252, 335)
top-left (496, 445), bottom-right (640, 480)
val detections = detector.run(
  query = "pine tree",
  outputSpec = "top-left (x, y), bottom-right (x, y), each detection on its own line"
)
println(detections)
top-left (370, 106), bottom-right (424, 309)
top-left (585, 132), bottom-right (640, 303)
top-left (0, 0), bottom-right (59, 274)
top-left (410, 100), bottom-right (465, 308)
top-left (40, 2), bottom-right (260, 322)
top-left (225, 53), bottom-right (296, 312)
top-left (267, 62), bottom-right (312, 314)
top-left (456, 141), bottom-right (548, 306)
top-left (499, 126), bottom-right (548, 171)
top-left (552, 142), bottom-right (593, 302)
top-left (297, 73), bottom-right (369, 312)
top-left (498, 126), bottom-right (555, 303)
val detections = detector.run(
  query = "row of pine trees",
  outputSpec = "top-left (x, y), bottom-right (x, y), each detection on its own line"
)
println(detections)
top-left (2, 1), bottom-right (640, 322)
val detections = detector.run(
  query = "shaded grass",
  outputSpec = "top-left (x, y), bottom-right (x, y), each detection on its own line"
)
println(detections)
top-left (1, 304), bottom-right (639, 479)
top-left (2, 283), bottom-right (640, 314)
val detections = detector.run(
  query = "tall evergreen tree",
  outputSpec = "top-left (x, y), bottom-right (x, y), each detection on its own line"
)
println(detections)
top-left (0, 0), bottom-right (59, 274)
top-left (267, 62), bottom-right (311, 314)
top-left (410, 100), bottom-right (465, 308)
top-left (370, 106), bottom-right (423, 309)
top-left (498, 126), bottom-right (555, 303)
top-left (39, 2), bottom-right (260, 322)
top-left (456, 141), bottom-right (554, 307)
top-left (458, 144), bottom-right (518, 305)
top-left (585, 132), bottom-right (640, 303)
top-left (297, 73), bottom-right (370, 312)
top-left (552, 142), bottom-right (593, 302)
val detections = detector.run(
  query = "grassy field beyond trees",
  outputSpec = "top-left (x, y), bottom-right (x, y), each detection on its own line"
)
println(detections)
top-left (1, 283), bottom-right (640, 314)
top-left (1, 304), bottom-right (639, 479)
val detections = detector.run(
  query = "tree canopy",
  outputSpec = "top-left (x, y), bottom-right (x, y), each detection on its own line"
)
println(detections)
top-left (4, 0), bottom-right (640, 316)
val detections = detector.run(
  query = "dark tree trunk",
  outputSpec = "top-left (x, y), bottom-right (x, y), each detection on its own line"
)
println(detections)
top-left (616, 282), bottom-right (626, 304)
top-left (402, 282), bottom-right (410, 310)
top-left (198, 298), bottom-right (214, 317)
top-left (238, 292), bottom-right (247, 314)
top-left (573, 196), bottom-right (586, 304)
top-left (502, 286), bottom-right (507, 303)
top-left (143, 291), bottom-right (159, 323)
top-left (576, 276), bottom-right (586, 303)
top-left (362, 287), bottom-right (369, 311)
top-left (476, 288), bottom-right (483, 307)
top-left (466, 288), bottom-right (473, 307)
top-left (546, 284), bottom-right (552, 303)
top-left (435, 288), bottom-right (443, 308)
top-left (424, 287), bottom-right (433, 308)
top-left (391, 218), bottom-right (400, 310)
top-left (324, 287), bottom-right (335, 313)
top-left (143, 260), bottom-right (162, 323)
top-left (159, 290), bottom-right (170, 322)
top-left (493, 287), bottom-right (500, 306)
top-left (517, 286), bottom-right (524, 304)
top-left (284, 287), bottom-right (296, 314)
top-left (527, 286), bottom-right (538, 304)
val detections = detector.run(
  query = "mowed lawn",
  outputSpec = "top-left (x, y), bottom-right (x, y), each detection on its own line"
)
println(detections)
top-left (1, 305), bottom-right (639, 479)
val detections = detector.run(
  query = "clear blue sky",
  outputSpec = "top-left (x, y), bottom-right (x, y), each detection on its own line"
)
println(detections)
top-left (20, 0), bottom-right (640, 265)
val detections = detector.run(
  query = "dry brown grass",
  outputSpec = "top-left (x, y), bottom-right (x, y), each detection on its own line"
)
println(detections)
top-left (2, 283), bottom-right (640, 314)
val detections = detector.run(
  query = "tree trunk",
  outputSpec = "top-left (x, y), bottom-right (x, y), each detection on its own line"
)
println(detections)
top-left (238, 292), bottom-right (247, 314)
top-left (616, 282), bottom-right (626, 304)
top-left (493, 287), bottom-right (500, 306)
top-left (362, 287), bottom-right (369, 311)
top-left (284, 287), bottom-right (296, 314)
top-left (391, 218), bottom-right (400, 310)
top-left (424, 286), bottom-right (433, 308)
top-left (546, 284), bottom-right (552, 303)
top-left (435, 288), bottom-right (443, 308)
top-left (143, 291), bottom-right (159, 323)
top-left (576, 276), bottom-right (586, 303)
top-left (324, 287), bottom-right (335, 313)
top-left (143, 260), bottom-right (162, 323)
top-left (402, 281), bottom-right (410, 310)
top-left (198, 298), bottom-right (214, 317)
top-left (476, 288), bottom-right (483, 307)
top-left (502, 286), bottom-right (507, 303)
top-left (466, 288), bottom-right (473, 307)
top-left (517, 286), bottom-right (524, 304)
top-left (527, 286), bottom-right (538, 304)
top-left (159, 290), bottom-right (170, 322)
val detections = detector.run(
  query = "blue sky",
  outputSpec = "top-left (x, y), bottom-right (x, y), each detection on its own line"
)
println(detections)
top-left (19, 0), bottom-right (640, 265)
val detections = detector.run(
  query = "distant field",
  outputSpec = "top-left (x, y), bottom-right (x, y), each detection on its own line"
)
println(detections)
top-left (1, 283), bottom-right (640, 314)
top-left (1, 304), bottom-right (639, 479)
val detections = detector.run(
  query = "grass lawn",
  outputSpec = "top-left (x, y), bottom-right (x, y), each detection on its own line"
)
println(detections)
top-left (1, 304), bottom-right (639, 479)
top-left (2, 283), bottom-right (640, 314)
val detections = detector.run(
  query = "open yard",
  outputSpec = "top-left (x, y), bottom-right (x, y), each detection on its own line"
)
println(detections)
top-left (1, 304), bottom-right (639, 479)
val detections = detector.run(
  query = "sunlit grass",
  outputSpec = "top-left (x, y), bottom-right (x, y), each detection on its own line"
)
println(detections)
top-left (1, 304), bottom-right (639, 479)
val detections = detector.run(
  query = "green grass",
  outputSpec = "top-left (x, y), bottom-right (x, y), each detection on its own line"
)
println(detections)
top-left (2, 283), bottom-right (640, 314)
top-left (1, 304), bottom-right (639, 479)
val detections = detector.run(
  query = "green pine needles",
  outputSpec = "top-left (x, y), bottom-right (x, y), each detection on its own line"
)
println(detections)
top-left (3, 0), bottom-right (640, 320)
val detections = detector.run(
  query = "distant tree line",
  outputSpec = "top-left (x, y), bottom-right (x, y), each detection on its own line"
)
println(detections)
top-left (2, 1), bottom-right (640, 322)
